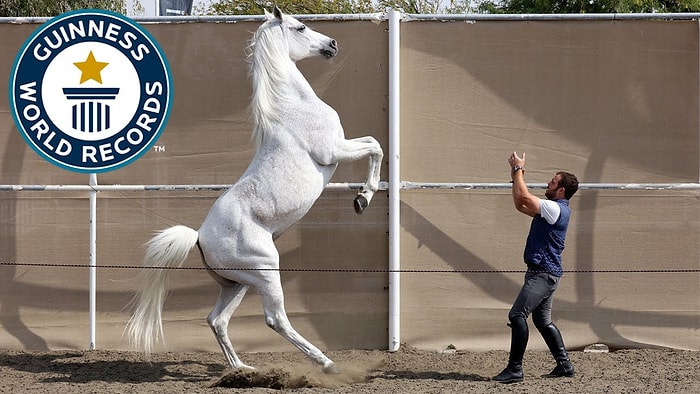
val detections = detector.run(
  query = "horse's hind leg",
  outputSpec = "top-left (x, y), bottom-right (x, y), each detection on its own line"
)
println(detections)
top-left (207, 281), bottom-right (253, 371)
top-left (258, 279), bottom-right (339, 374)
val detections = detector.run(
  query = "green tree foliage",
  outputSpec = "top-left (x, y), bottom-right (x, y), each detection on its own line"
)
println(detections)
top-left (0, 0), bottom-right (127, 17)
top-left (205, 0), bottom-right (376, 15)
top-left (477, 0), bottom-right (700, 13)
top-left (200, 0), bottom-right (472, 14)
top-left (377, 0), bottom-right (442, 13)
top-left (200, 0), bottom-right (700, 15)
top-left (9, 0), bottom-right (692, 17)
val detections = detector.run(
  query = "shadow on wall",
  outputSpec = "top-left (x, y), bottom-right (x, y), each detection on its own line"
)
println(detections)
top-left (0, 128), bottom-right (49, 349)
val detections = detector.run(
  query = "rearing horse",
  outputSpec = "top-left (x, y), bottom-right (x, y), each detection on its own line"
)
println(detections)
top-left (126, 7), bottom-right (383, 374)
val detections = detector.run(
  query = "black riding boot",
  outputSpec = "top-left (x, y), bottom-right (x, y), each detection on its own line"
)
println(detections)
top-left (493, 316), bottom-right (528, 383)
top-left (538, 323), bottom-right (575, 378)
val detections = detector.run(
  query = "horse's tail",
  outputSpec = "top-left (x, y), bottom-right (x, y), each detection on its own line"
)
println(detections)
top-left (126, 225), bottom-right (199, 356)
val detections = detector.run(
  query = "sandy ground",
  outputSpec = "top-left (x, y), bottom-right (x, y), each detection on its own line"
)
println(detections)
top-left (0, 345), bottom-right (697, 393)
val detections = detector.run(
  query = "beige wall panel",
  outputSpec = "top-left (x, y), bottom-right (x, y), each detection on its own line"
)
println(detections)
top-left (0, 19), bottom-right (389, 352)
top-left (401, 20), bottom-right (698, 184)
top-left (1, 17), bottom-right (698, 353)
top-left (400, 189), bottom-right (699, 351)
top-left (398, 19), bottom-right (699, 351)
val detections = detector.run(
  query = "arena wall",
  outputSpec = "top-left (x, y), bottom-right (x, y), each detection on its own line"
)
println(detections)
top-left (0, 15), bottom-right (697, 355)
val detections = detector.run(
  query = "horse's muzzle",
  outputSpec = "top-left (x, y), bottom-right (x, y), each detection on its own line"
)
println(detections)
top-left (321, 49), bottom-right (336, 59)
top-left (321, 39), bottom-right (338, 59)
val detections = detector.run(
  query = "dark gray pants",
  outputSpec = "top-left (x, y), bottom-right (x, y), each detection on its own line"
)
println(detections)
top-left (508, 270), bottom-right (560, 328)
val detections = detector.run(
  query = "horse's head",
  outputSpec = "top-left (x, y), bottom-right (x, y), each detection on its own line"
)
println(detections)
top-left (263, 6), bottom-right (338, 62)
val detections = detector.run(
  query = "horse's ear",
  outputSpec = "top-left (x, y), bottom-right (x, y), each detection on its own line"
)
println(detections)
top-left (273, 5), bottom-right (283, 20)
top-left (264, 9), bottom-right (273, 21)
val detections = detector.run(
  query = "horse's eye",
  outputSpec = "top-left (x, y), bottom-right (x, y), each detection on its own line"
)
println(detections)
top-left (296, 25), bottom-right (306, 32)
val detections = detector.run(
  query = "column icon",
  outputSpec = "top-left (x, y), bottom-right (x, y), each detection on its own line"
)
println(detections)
top-left (63, 87), bottom-right (120, 133)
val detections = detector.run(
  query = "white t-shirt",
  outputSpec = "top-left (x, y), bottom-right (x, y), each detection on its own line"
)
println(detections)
top-left (540, 199), bottom-right (561, 225)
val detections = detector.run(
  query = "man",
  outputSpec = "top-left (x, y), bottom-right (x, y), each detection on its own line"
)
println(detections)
top-left (493, 152), bottom-right (579, 384)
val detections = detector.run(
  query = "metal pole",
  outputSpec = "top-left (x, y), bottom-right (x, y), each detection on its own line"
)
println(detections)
top-left (388, 8), bottom-right (401, 353)
top-left (89, 173), bottom-right (97, 350)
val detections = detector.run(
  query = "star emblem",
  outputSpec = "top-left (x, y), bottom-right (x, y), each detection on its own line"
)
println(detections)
top-left (73, 51), bottom-right (109, 84)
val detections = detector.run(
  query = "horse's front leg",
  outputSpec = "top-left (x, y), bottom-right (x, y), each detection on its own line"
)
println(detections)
top-left (329, 136), bottom-right (383, 214)
top-left (353, 138), bottom-right (384, 214)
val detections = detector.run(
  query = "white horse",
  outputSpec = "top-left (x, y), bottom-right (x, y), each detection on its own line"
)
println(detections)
top-left (126, 7), bottom-right (383, 375)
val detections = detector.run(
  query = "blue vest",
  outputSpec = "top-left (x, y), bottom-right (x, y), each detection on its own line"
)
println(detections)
top-left (523, 199), bottom-right (570, 277)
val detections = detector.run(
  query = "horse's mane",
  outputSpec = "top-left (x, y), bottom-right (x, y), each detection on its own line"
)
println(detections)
top-left (247, 18), bottom-right (289, 152)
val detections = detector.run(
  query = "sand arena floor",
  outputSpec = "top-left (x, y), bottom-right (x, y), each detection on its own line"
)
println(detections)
top-left (0, 344), bottom-right (698, 393)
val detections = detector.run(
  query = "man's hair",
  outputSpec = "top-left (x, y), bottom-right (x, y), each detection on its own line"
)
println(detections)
top-left (557, 171), bottom-right (579, 199)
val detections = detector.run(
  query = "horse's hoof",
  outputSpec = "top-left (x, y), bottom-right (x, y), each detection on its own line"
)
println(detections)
top-left (322, 361), bottom-right (340, 374)
top-left (354, 194), bottom-right (368, 214)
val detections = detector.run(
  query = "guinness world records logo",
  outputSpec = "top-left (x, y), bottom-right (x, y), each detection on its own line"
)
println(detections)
top-left (9, 9), bottom-right (172, 173)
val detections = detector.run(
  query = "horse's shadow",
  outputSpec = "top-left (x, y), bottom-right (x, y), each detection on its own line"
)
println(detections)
top-left (379, 369), bottom-right (490, 382)
top-left (0, 351), bottom-right (225, 383)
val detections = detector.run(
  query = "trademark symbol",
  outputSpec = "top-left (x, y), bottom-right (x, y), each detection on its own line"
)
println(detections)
top-left (153, 145), bottom-right (165, 152)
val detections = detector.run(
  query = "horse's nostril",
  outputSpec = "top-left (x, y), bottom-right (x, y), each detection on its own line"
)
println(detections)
top-left (330, 39), bottom-right (338, 50)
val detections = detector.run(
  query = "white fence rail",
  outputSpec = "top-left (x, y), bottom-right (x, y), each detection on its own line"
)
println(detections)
top-left (2, 181), bottom-right (699, 192)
